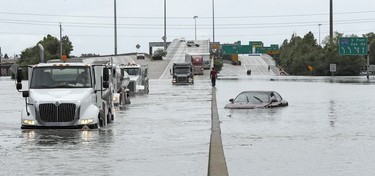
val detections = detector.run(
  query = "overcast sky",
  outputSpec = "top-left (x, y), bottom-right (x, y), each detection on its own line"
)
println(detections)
top-left (1, 0), bottom-right (374, 57)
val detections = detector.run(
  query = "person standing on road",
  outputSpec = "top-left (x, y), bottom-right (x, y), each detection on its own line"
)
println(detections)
top-left (210, 67), bottom-right (218, 87)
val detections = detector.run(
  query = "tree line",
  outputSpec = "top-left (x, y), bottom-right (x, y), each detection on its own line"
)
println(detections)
top-left (277, 32), bottom-right (375, 76)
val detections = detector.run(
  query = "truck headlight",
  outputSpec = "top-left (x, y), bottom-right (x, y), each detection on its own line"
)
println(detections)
top-left (172, 78), bottom-right (176, 83)
top-left (188, 78), bottom-right (193, 82)
top-left (23, 120), bottom-right (36, 125)
top-left (113, 94), bottom-right (119, 103)
top-left (80, 119), bottom-right (94, 125)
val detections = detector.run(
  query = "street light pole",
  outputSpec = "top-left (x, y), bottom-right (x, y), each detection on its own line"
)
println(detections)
top-left (212, 0), bottom-right (215, 42)
top-left (193, 16), bottom-right (198, 41)
top-left (318, 24), bottom-right (322, 46)
top-left (114, 0), bottom-right (118, 55)
top-left (329, 0), bottom-right (333, 45)
top-left (60, 22), bottom-right (63, 59)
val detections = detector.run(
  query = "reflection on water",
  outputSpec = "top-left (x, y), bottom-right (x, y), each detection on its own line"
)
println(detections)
top-left (21, 128), bottom-right (114, 147)
top-left (225, 108), bottom-right (285, 122)
top-left (328, 100), bottom-right (336, 128)
top-left (22, 129), bottom-right (93, 146)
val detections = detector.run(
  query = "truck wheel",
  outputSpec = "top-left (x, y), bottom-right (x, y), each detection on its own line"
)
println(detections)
top-left (107, 110), bottom-right (113, 123)
top-left (146, 86), bottom-right (149, 94)
top-left (98, 114), bottom-right (104, 127)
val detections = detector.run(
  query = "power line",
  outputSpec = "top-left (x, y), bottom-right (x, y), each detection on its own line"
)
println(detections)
top-left (0, 10), bottom-right (375, 19)
top-left (0, 17), bottom-right (375, 29)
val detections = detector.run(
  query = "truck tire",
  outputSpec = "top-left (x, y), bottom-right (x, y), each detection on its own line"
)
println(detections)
top-left (145, 86), bottom-right (149, 94)
top-left (98, 114), bottom-right (104, 127)
top-left (99, 107), bottom-right (107, 127)
top-left (107, 108), bottom-right (114, 123)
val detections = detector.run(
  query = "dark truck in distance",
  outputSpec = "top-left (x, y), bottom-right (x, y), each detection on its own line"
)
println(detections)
top-left (171, 63), bottom-right (194, 85)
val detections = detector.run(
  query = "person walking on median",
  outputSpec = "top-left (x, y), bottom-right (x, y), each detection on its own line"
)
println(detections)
top-left (210, 67), bottom-right (218, 87)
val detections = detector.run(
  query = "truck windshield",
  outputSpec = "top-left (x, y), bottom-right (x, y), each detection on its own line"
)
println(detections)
top-left (30, 66), bottom-right (92, 89)
top-left (174, 68), bottom-right (190, 74)
top-left (124, 68), bottom-right (140, 75)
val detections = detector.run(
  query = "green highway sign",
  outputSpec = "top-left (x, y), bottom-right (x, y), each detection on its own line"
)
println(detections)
top-left (222, 45), bottom-right (237, 55)
top-left (339, 37), bottom-right (368, 55)
top-left (249, 41), bottom-right (263, 48)
top-left (222, 44), bottom-right (252, 54)
top-left (236, 45), bottom-right (252, 54)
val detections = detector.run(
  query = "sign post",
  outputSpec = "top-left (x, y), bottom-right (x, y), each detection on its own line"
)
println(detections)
top-left (339, 37), bottom-right (369, 81)
top-left (330, 64), bottom-right (336, 76)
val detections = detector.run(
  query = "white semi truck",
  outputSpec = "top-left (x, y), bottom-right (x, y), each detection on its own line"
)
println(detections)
top-left (15, 61), bottom-right (122, 129)
top-left (119, 63), bottom-right (149, 95)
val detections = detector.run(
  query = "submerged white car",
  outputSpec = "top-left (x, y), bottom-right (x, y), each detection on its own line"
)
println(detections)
top-left (224, 91), bottom-right (288, 109)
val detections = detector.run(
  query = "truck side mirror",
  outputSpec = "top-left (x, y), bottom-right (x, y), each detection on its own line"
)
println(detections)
top-left (16, 68), bottom-right (23, 90)
top-left (16, 68), bottom-right (23, 83)
top-left (103, 68), bottom-right (109, 82)
top-left (103, 81), bottom-right (109, 89)
top-left (22, 91), bottom-right (29, 98)
top-left (16, 83), bottom-right (22, 90)
top-left (170, 69), bottom-right (172, 75)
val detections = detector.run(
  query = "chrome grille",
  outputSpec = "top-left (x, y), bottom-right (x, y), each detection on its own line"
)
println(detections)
top-left (39, 103), bottom-right (76, 122)
top-left (177, 76), bottom-right (187, 83)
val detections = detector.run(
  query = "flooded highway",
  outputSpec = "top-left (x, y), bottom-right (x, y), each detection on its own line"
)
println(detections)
top-left (2, 73), bottom-right (375, 175)
top-left (0, 77), bottom-right (211, 176)
top-left (217, 77), bottom-right (375, 176)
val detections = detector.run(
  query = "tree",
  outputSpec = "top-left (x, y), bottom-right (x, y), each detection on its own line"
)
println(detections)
top-left (4, 53), bottom-right (8, 59)
top-left (213, 58), bottom-right (223, 72)
top-left (364, 32), bottom-right (375, 65)
top-left (18, 34), bottom-right (73, 66)
top-left (152, 48), bottom-right (167, 60)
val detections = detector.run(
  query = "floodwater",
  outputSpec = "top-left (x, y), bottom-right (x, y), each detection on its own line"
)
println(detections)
top-left (216, 76), bottom-right (375, 176)
top-left (2, 75), bottom-right (375, 176)
top-left (0, 77), bottom-right (211, 176)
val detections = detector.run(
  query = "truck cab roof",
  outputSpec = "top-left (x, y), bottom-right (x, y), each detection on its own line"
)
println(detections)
top-left (33, 62), bottom-right (92, 67)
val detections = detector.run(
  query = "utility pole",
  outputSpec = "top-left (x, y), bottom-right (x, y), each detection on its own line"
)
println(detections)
top-left (329, 0), bottom-right (333, 45)
top-left (60, 23), bottom-right (63, 59)
top-left (193, 16), bottom-right (198, 41)
top-left (318, 24), bottom-right (322, 46)
top-left (114, 0), bottom-right (118, 55)
top-left (163, 0), bottom-right (167, 50)
top-left (367, 40), bottom-right (370, 81)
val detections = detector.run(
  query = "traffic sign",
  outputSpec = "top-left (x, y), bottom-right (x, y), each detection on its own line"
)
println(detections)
top-left (339, 37), bottom-right (368, 55)
top-left (307, 65), bottom-right (314, 71)
top-left (330, 64), bottom-right (336, 72)
top-left (249, 41), bottom-right (263, 48)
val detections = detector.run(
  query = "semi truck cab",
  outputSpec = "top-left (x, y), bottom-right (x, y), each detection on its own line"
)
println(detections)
top-left (171, 63), bottom-right (194, 85)
top-left (16, 63), bottom-right (112, 129)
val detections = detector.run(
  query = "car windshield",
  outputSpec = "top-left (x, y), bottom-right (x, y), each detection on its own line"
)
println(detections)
top-left (234, 92), bottom-right (270, 103)
top-left (30, 66), bottom-right (92, 89)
